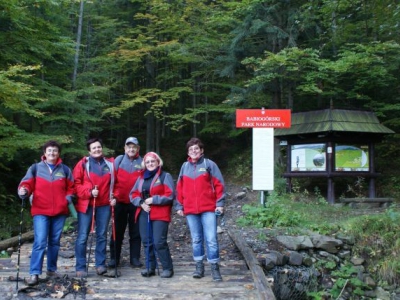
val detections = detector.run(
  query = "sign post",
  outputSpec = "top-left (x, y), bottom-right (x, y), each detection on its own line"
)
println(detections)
top-left (236, 108), bottom-right (291, 205)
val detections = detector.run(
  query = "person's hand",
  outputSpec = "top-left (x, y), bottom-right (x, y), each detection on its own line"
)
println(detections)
top-left (177, 210), bottom-right (184, 217)
top-left (91, 188), bottom-right (99, 198)
top-left (144, 197), bottom-right (153, 205)
top-left (141, 202), bottom-right (151, 213)
top-left (215, 207), bottom-right (224, 215)
top-left (18, 186), bottom-right (28, 196)
top-left (110, 197), bottom-right (116, 206)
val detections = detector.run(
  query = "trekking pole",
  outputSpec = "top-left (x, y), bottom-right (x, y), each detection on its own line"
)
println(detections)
top-left (146, 211), bottom-right (151, 275)
top-left (87, 185), bottom-right (98, 274)
top-left (110, 194), bottom-right (118, 278)
top-left (147, 209), bottom-right (159, 276)
top-left (16, 191), bottom-right (27, 290)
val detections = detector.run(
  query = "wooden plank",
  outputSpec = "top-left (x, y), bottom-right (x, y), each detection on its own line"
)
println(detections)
top-left (1, 240), bottom-right (263, 300)
top-left (228, 228), bottom-right (276, 300)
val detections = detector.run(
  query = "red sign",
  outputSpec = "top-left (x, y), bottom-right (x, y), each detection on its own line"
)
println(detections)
top-left (236, 108), bottom-right (291, 128)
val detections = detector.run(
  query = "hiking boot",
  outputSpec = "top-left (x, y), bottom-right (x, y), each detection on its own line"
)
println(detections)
top-left (46, 271), bottom-right (61, 278)
top-left (130, 258), bottom-right (143, 268)
top-left (107, 259), bottom-right (119, 268)
top-left (141, 269), bottom-right (156, 277)
top-left (96, 266), bottom-right (107, 276)
top-left (211, 263), bottom-right (222, 281)
top-left (25, 275), bottom-right (38, 286)
top-left (192, 261), bottom-right (204, 279)
top-left (76, 271), bottom-right (87, 278)
top-left (160, 269), bottom-right (174, 278)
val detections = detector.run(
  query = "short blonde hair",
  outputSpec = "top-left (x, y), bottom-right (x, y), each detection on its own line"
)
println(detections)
top-left (142, 152), bottom-right (164, 169)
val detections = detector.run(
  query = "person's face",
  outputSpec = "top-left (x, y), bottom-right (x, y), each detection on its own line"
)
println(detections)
top-left (88, 141), bottom-right (103, 159)
top-left (125, 143), bottom-right (139, 158)
top-left (144, 157), bottom-right (159, 171)
top-left (188, 144), bottom-right (204, 162)
top-left (44, 146), bottom-right (60, 164)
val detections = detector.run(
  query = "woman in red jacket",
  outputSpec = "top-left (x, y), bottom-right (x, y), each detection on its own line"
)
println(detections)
top-left (18, 140), bottom-right (74, 286)
top-left (130, 152), bottom-right (174, 278)
top-left (73, 138), bottom-right (116, 277)
top-left (175, 137), bottom-right (225, 281)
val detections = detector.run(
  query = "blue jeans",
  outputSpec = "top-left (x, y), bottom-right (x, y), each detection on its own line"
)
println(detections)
top-left (30, 215), bottom-right (67, 275)
top-left (75, 205), bottom-right (110, 271)
top-left (186, 212), bottom-right (220, 264)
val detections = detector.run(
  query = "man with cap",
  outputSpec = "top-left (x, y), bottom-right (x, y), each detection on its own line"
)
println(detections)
top-left (108, 137), bottom-right (143, 268)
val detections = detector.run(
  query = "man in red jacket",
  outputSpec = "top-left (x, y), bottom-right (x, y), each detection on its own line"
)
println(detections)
top-left (18, 140), bottom-right (74, 286)
top-left (108, 137), bottom-right (143, 268)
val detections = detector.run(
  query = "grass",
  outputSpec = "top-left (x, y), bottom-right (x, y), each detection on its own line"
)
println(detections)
top-left (236, 188), bottom-right (400, 286)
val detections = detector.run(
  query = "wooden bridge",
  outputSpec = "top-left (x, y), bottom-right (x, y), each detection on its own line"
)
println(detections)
top-left (0, 226), bottom-right (276, 299)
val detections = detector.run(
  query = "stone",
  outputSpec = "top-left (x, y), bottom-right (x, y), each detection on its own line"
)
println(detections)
top-left (335, 233), bottom-right (355, 245)
top-left (276, 235), bottom-right (313, 251)
top-left (363, 275), bottom-right (376, 288)
top-left (350, 256), bottom-right (365, 265)
top-left (337, 250), bottom-right (351, 259)
top-left (376, 287), bottom-right (391, 300)
top-left (288, 251), bottom-right (303, 266)
top-left (266, 250), bottom-right (284, 266)
top-left (235, 192), bottom-right (246, 200)
top-left (310, 234), bottom-right (343, 254)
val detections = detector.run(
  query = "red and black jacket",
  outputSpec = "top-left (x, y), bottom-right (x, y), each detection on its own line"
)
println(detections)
top-left (18, 156), bottom-right (74, 217)
top-left (130, 168), bottom-right (175, 222)
top-left (73, 156), bottom-right (115, 214)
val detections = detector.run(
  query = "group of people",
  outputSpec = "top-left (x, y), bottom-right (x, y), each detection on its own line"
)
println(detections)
top-left (17, 137), bottom-right (226, 286)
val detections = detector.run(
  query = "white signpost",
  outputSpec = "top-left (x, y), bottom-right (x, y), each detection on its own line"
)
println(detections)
top-left (236, 108), bottom-right (291, 205)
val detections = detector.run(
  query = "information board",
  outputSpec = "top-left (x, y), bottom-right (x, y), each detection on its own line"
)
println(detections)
top-left (252, 128), bottom-right (274, 190)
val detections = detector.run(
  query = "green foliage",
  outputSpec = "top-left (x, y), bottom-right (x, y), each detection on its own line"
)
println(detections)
top-left (341, 208), bottom-right (400, 284)
top-left (237, 195), bottom-right (303, 228)
top-left (0, 250), bottom-right (9, 258)
top-left (63, 218), bottom-right (75, 233)
top-left (378, 255), bottom-right (400, 286)
top-left (330, 264), bottom-right (368, 298)
top-left (226, 149), bottom-right (252, 184)
top-left (0, 193), bottom-right (31, 240)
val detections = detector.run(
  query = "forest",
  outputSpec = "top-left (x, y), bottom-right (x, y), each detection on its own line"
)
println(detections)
top-left (1, 0), bottom-right (400, 236)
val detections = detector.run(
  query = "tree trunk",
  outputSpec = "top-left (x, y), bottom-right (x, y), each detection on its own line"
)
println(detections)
top-left (0, 231), bottom-right (34, 252)
top-left (72, 0), bottom-right (84, 90)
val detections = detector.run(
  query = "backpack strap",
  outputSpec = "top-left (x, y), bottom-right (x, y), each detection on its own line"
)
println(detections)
top-left (204, 158), bottom-right (215, 192)
top-left (31, 163), bottom-right (37, 177)
top-left (114, 155), bottom-right (124, 172)
top-left (179, 162), bottom-right (188, 179)
top-left (159, 170), bottom-right (167, 183)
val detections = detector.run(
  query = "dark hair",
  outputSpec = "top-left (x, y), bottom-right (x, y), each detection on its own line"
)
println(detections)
top-left (86, 138), bottom-right (103, 151)
top-left (186, 137), bottom-right (204, 151)
top-left (42, 140), bottom-right (61, 153)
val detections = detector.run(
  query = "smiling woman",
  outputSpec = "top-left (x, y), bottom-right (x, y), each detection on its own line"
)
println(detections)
top-left (175, 137), bottom-right (226, 282)
top-left (17, 140), bottom-right (74, 286)
top-left (129, 151), bottom-right (175, 279)
top-left (72, 137), bottom-right (116, 278)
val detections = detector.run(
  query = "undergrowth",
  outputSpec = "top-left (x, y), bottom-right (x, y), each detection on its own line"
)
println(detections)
top-left (236, 188), bottom-right (400, 290)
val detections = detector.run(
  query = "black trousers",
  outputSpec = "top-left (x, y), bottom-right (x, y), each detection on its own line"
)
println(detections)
top-left (109, 202), bottom-right (141, 263)
top-left (138, 210), bottom-right (173, 271)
